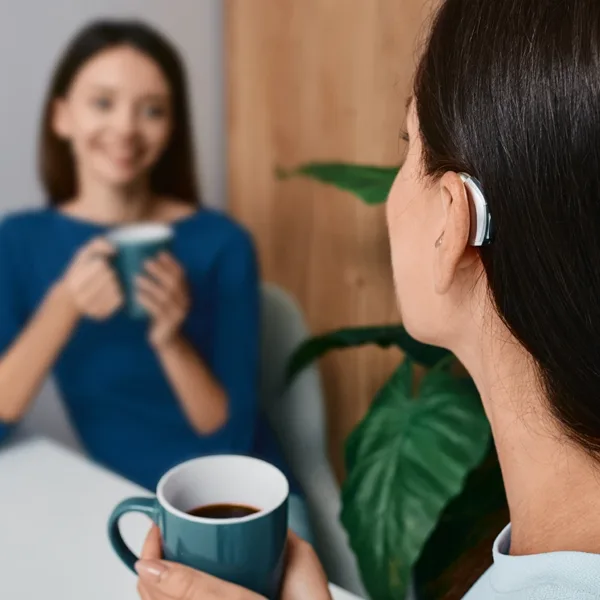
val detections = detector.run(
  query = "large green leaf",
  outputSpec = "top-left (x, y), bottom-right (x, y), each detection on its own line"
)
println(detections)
top-left (341, 360), bottom-right (491, 600)
top-left (277, 163), bottom-right (399, 205)
top-left (286, 325), bottom-right (450, 383)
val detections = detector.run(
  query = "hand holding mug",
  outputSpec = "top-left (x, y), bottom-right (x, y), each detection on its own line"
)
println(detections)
top-left (136, 526), bottom-right (264, 600)
top-left (107, 223), bottom-right (173, 320)
top-left (108, 455), bottom-right (290, 599)
top-left (136, 528), bottom-right (332, 600)
top-left (136, 252), bottom-right (191, 348)
top-left (60, 237), bottom-right (123, 320)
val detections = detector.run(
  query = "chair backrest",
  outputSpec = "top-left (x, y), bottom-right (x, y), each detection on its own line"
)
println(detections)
top-left (260, 283), bottom-right (365, 596)
top-left (14, 380), bottom-right (85, 453)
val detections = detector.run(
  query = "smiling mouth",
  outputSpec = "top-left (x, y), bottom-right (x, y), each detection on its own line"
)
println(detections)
top-left (106, 150), bottom-right (144, 168)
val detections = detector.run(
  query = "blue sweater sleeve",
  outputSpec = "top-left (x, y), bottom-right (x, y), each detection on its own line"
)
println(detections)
top-left (209, 230), bottom-right (260, 453)
top-left (0, 218), bottom-right (27, 442)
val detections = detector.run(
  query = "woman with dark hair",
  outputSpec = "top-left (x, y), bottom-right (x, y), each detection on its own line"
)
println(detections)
top-left (0, 20), bottom-right (310, 540)
top-left (135, 0), bottom-right (600, 598)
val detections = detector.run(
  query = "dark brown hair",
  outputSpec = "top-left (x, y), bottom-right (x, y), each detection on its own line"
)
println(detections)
top-left (40, 19), bottom-right (200, 205)
top-left (414, 0), bottom-right (600, 596)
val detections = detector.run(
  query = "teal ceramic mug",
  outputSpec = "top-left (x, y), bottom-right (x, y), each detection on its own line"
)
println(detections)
top-left (108, 455), bottom-right (290, 599)
top-left (107, 223), bottom-right (174, 318)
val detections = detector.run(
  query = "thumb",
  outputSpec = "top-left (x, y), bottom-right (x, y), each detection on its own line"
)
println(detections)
top-left (135, 560), bottom-right (265, 600)
top-left (136, 561), bottom-right (199, 599)
top-left (79, 237), bottom-right (115, 260)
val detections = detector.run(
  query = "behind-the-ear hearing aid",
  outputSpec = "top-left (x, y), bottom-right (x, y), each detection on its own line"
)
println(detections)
top-left (459, 173), bottom-right (493, 246)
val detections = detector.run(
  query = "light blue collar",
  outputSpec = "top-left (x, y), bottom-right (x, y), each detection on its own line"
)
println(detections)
top-left (490, 524), bottom-right (600, 596)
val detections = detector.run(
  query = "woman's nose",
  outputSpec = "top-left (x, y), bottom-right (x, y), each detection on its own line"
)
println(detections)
top-left (112, 106), bottom-right (138, 137)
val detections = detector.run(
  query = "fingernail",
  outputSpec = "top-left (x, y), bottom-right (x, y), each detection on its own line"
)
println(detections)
top-left (135, 560), bottom-right (168, 583)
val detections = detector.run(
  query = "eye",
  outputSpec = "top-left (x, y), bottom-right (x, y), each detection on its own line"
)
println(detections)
top-left (91, 96), bottom-right (112, 111)
top-left (141, 104), bottom-right (167, 119)
top-left (400, 130), bottom-right (410, 143)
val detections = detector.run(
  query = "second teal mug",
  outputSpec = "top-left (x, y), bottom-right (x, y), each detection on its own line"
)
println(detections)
top-left (107, 223), bottom-right (174, 319)
top-left (108, 455), bottom-right (290, 599)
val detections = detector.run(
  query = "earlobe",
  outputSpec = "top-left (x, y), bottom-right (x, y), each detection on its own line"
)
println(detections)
top-left (433, 172), bottom-right (472, 294)
top-left (52, 99), bottom-right (71, 140)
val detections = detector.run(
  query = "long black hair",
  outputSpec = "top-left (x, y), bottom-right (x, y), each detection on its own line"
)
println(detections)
top-left (414, 0), bottom-right (600, 596)
top-left (40, 19), bottom-right (200, 205)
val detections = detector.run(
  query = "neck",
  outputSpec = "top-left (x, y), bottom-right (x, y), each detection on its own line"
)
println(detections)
top-left (66, 171), bottom-right (156, 225)
top-left (456, 322), bottom-right (600, 556)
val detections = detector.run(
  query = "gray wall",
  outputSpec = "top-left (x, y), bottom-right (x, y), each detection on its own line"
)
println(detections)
top-left (0, 0), bottom-right (226, 212)
top-left (1, 0), bottom-right (226, 447)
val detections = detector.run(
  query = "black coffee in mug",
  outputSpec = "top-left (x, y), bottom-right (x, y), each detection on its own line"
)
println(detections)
top-left (187, 503), bottom-right (260, 519)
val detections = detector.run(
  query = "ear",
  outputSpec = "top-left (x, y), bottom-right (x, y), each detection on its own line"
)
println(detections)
top-left (434, 171), bottom-right (476, 294)
top-left (52, 98), bottom-right (71, 140)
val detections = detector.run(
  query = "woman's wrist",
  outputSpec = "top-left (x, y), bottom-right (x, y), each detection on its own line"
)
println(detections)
top-left (48, 280), bottom-right (81, 325)
top-left (151, 331), bottom-right (185, 355)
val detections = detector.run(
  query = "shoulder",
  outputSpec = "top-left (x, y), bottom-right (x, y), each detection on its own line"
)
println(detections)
top-left (464, 524), bottom-right (600, 599)
top-left (180, 208), bottom-right (257, 256)
top-left (0, 207), bottom-right (51, 228)
top-left (0, 208), bottom-right (52, 245)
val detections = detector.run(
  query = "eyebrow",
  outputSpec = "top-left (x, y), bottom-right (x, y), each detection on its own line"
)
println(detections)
top-left (405, 95), bottom-right (413, 111)
top-left (86, 85), bottom-right (169, 101)
top-left (86, 85), bottom-right (116, 94)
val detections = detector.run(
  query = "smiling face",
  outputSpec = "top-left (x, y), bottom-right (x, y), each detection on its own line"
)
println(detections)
top-left (52, 45), bottom-right (173, 190)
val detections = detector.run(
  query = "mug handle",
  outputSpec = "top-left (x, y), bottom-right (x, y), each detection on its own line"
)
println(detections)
top-left (108, 497), bottom-right (159, 573)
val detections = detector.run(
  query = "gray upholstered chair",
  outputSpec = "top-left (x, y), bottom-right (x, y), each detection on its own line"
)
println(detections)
top-left (260, 283), bottom-right (365, 596)
top-left (14, 380), bottom-right (83, 452)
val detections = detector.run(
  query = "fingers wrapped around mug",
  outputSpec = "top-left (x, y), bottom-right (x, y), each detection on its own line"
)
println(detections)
top-left (135, 253), bottom-right (190, 347)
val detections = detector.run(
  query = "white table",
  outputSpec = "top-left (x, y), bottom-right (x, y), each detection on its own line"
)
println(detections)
top-left (0, 437), bottom-right (361, 600)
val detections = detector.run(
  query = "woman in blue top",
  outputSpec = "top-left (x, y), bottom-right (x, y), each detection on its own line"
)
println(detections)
top-left (136, 0), bottom-right (600, 599)
top-left (0, 20), bottom-right (310, 540)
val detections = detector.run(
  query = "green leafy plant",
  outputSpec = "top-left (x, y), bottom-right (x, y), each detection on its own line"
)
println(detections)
top-left (281, 163), bottom-right (503, 600)
top-left (276, 164), bottom-right (397, 205)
